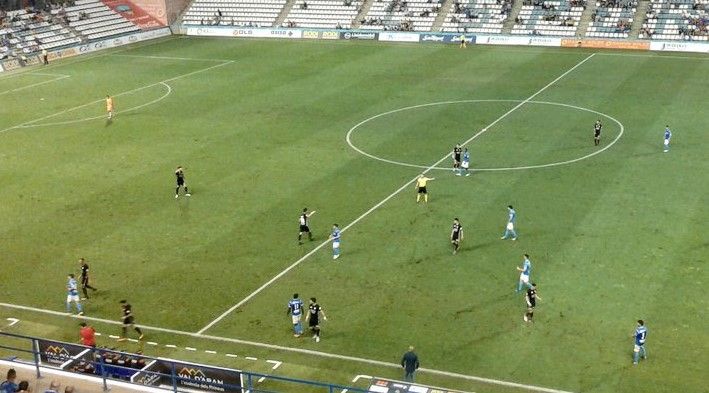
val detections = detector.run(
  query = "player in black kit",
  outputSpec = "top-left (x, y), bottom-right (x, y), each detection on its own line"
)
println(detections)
top-left (452, 144), bottom-right (462, 169)
top-left (175, 166), bottom-right (191, 198)
top-left (118, 300), bottom-right (144, 341)
top-left (79, 258), bottom-right (97, 299)
top-left (524, 283), bottom-right (541, 323)
top-left (593, 120), bottom-right (602, 146)
top-left (450, 218), bottom-right (463, 255)
top-left (298, 208), bottom-right (317, 244)
top-left (305, 297), bottom-right (327, 342)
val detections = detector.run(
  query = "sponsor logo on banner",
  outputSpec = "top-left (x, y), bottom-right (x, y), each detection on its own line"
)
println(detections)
top-left (341, 31), bottom-right (377, 40)
top-left (322, 31), bottom-right (339, 40)
top-left (232, 28), bottom-right (254, 37)
top-left (479, 35), bottom-right (529, 46)
top-left (303, 30), bottom-right (319, 39)
top-left (368, 377), bottom-right (466, 393)
top-left (1, 59), bottom-right (22, 71)
top-left (378, 32), bottom-right (419, 42)
top-left (528, 37), bottom-right (561, 47)
top-left (420, 34), bottom-right (474, 44)
top-left (561, 39), bottom-right (649, 50)
top-left (650, 41), bottom-right (709, 53)
top-left (37, 339), bottom-right (86, 366)
top-left (24, 55), bottom-right (41, 66)
top-left (421, 34), bottom-right (445, 42)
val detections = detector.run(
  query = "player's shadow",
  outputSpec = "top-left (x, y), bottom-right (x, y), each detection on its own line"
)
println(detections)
top-left (105, 119), bottom-right (113, 127)
top-left (178, 196), bottom-right (191, 221)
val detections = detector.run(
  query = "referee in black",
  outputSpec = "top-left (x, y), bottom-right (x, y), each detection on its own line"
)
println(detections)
top-left (79, 258), bottom-right (97, 300)
top-left (401, 345), bottom-right (419, 382)
top-left (593, 120), bottom-right (602, 146)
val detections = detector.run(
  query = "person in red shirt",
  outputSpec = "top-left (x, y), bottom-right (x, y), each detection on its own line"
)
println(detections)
top-left (79, 322), bottom-right (96, 347)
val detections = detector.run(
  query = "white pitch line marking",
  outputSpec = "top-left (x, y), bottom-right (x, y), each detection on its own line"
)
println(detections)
top-left (0, 74), bottom-right (70, 96)
top-left (94, 332), bottom-right (102, 336)
top-left (346, 99), bottom-right (625, 172)
top-left (185, 347), bottom-right (197, 351)
top-left (0, 301), bottom-right (574, 393)
top-left (147, 341), bottom-right (158, 346)
top-left (0, 60), bottom-right (233, 134)
top-left (245, 357), bottom-right (257, 361)
top-left (108, 335), bottom-right (120, 339)
top-left (165, 344), bottom-right (177, 348)
top-left (20, 82), bottom-right (173, 127)
top-left (112, 54), bottom-right (233, 62)
top-left (257, 377), bottom-right (266, 383)
top-left (266, 360), bottom-right (282, 369)
top-left (128, 338), bottom-right (139, 343)
top-left (226, 354), bottom-right (238, 358)
top-left (196, 52), bottom-right (597, 335)
top-left (205, 350), bottom-right (217, 354)
top-left (342, 375), bottom-right (372, 393)
top-left (5, 318), bottom-right (19, 327)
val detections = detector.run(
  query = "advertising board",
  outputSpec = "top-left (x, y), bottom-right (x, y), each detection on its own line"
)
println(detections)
top-left (341, 31), bottom-right (378, 40)
top-left (561, 39), bottom-right (650, 50)
top-left (378, 32), bottom-right (420, 42)
top-left (649, 41), bottom-right (709, 53)
top-left (419, 33), bottom-right (476, 44)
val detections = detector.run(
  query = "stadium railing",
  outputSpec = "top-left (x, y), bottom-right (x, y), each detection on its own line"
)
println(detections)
top-left (0, 331), bottom-right (372, 393)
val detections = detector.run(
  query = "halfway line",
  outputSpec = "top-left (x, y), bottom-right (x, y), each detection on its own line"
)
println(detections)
top-left (196, 53), bottom-right (596, 334)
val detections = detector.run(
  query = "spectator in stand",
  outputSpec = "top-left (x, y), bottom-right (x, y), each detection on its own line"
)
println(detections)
top-left (17, 381), bottom-right (29, 393)
top-left (43, 380), bottom-right (60, 393)
top-left (1, 369), bottom-right (18, 393)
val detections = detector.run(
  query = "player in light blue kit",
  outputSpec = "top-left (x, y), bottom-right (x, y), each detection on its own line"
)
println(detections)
top-left (287, 293), bottom-right (304, 337)
top-left (663, 126), bottom-right (672, 152)
top-left (66, 274), bottom-right (84, 315)
top-left (632, 320), bottom-right (648, 364)
top-left (457, 148), bottom-right (471, 176)
top-left (330, 224), bottom-right (341, 260)
top-left (516, 254), bottom-right (532, 292)
top-left (501, 205), bottom-right (518, 240)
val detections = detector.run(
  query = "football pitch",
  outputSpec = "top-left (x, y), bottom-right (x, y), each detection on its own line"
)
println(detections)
top-left (0, 36), bottom-right (707, 393)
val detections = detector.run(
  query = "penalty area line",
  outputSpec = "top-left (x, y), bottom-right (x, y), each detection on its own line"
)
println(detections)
top-left (0, 301), bottom-right (574, 393)
top-left (195, 52), bottom-right (597, 335)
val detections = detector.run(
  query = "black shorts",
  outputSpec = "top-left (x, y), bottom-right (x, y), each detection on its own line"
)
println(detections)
top-left (81, 277), bottom-right (90, 287)
top-left (594, 131), bottom-right (601, 138)
top-left (309, 318), bottom-right (319, 327)
top-left (417, 187), bottom-right (427, 194)
top-left (299, 225), bottom-right (310, 233)
top-left (451, 235), bottom-right (460, 242)
top-left (454, 154), bottom-right (461, 162)
top-left (122, 316), bottom-right (135, 326)
top-left (177, 179), bottom-right (185, 186)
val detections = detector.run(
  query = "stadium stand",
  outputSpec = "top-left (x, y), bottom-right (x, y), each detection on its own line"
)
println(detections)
top-left (440, 0), bottom-right (513, 34)
top-left (283, 0), bottom-right (362, 29)
top-left (586, 0), bottom-right (637, 38)
top-left (639, 0), bottom-right (708, 40)
top-left (182, 0), bottom-right (287, 27)
top-left (360, 0), bottom-right (441, 32)
top-left (61, 0), bottom-right (141, 40)
top-left (1, 8), bottom-right (81, 59)
top-left (511, 0), bottom-right (587, 36)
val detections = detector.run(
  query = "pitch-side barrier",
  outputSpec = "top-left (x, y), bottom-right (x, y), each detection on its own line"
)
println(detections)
top-left (183, 25), bottom-right (709, 55)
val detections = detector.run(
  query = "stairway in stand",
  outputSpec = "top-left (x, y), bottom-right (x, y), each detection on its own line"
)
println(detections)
top-left (351, 0), bottom-right (376, 28)
top-left (431, 0), bottom-right (453, 32)
top-left (629, 0), bottom-right (650, 38)
top-left (577, 0), bottom-right (599, 37)
top-left (502, 0), bottom-right (525, 34)
top-left (274, 0), bottom-right (296, 27)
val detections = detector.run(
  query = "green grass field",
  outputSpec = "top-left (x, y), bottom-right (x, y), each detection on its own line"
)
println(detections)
top-left (0, 36), bottom-right (707, 393)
